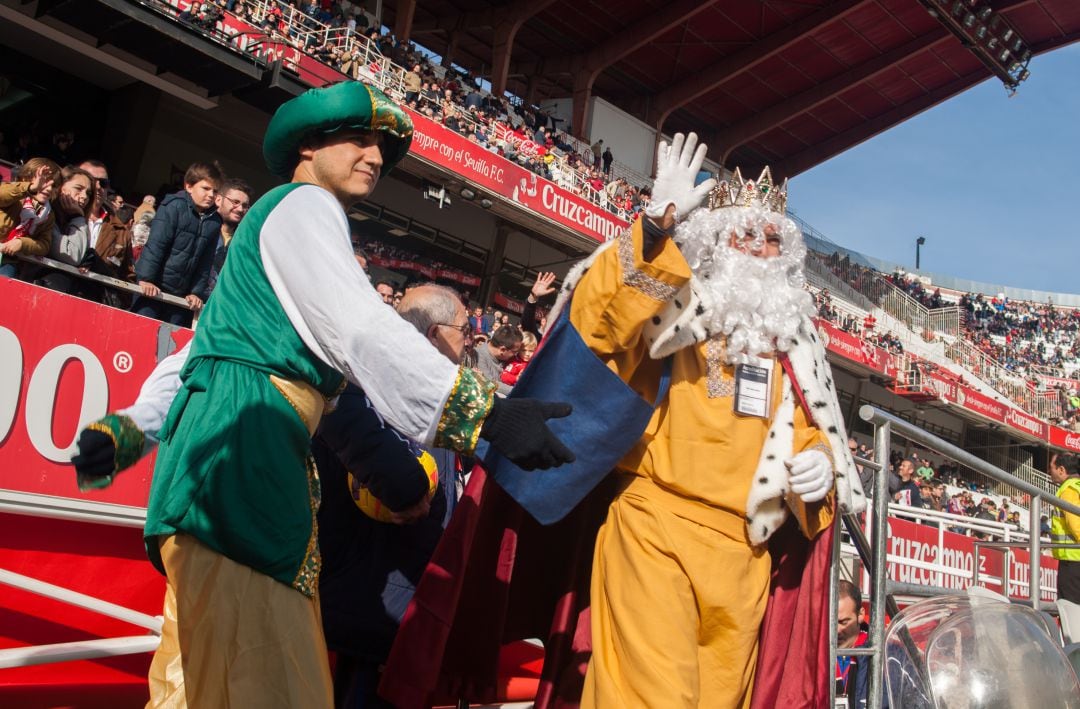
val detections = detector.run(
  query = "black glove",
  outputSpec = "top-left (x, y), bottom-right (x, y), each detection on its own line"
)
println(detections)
top-left (71, 428), bottom-right (116, 478)
top-left (480, 397), bottom-right (575, 471)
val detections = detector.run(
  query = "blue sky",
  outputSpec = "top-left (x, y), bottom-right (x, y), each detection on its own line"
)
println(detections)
top-left (791, 44), bottom-right (1080, 296)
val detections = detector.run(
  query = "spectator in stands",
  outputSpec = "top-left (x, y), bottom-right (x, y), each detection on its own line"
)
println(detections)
top-left (602, 145), bottom-right (613, 175)
top-left (924, 481), bottom-right (947, 514)
top-left (132, 161), bottom-right (224, 327)
top-left (468, 306), bottom-right (489, 335)
top-left (207, 178), bottom-right (253, 296)
top-left (916, 458), bottom-right (934, 482)
top-left (836, 580), bottom-right (870, 708)
top-left (36, 166), bottom-right (106, 300)
top-left (46, 130), bottom-right (77, 166)
top-left (849, 439), bottom-right (875, 496)
top-left (131, 195), bottom-right (156, 262)
top-left (77, 160), bottom-right (111, 249)
top-left (403, 63), bottom-right (422, 105)
top-left (0, 158), bottom-right (60, 278)
top-left (321, 282), bottom-right (474, 707)
top-left (590, 139), bottom-right (602, 165)
top-left (500, 331), bottom-right (536, 387)
top-left (974, 499), bottom-right (997, 527)
top-left (1049, 452), bottom-right (1080, 603)
top-left (374, 280), bottom-right (394, 305)
top-left (521, 271), bottom-right (556, 339)
top-left (93, 194), bottom-right (138, 304)
top-left (475, 325), bottom-right (522, 394)
top-left (893, 460), bottom-right (924, 508)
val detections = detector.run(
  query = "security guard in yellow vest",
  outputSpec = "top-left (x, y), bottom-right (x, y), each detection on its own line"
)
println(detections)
top-left (1049, 452), bottom-right (1080, 603)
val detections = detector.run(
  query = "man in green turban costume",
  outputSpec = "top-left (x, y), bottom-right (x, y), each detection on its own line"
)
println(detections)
top-left (86, 82), bottom-right (575, 707)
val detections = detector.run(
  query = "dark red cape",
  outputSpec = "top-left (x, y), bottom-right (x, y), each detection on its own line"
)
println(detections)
top-left (379, 465), bottom-right (833, 708)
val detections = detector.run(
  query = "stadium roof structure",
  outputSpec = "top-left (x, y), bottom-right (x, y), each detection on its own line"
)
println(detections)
top-left (386, 0), bottom-right (1080, 177)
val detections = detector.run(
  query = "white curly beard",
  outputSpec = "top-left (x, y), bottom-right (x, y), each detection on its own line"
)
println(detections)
top-left (672, 206), bottom-right (815, 364)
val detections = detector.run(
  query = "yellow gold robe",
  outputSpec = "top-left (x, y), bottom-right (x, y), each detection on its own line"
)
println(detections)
top-left (571, 221), bottom-right (834, 708)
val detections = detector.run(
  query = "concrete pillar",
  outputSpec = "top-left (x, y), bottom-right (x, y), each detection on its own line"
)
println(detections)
top-left (99, 83), bottom-right (161, 196)
top-left (441, 30), bottom-right (460, 68)
top-left (524, 73), bottom-right (541, 107)
top-left (392, 0), bottom-right (416, 43)
top-left (570, 72), bottom-right (594, 140)
top-left (490, 20), bottom-right (517, 97)
top-left (478, 222), bottom-right (510, 306)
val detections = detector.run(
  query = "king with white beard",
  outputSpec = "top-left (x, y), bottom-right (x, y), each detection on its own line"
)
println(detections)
top-left (546, 133), bottom-right (866, 708)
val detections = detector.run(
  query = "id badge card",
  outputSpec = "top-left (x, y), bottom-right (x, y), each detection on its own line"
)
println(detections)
top-left (734, 357), bottom-right (772, 419)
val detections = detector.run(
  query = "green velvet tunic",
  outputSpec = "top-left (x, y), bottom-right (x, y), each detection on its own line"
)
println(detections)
top-left (144, 183), bottom-right (344, 596)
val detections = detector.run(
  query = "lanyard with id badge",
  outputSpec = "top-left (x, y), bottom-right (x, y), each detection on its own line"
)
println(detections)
top-left (733, 355), bottom-right (774, 419)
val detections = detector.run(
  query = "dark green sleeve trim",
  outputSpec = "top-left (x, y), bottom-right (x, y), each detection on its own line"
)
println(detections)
top-left (87, 414), bottom-right (146, 473)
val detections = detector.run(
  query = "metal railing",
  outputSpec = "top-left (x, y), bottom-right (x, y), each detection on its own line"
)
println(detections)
top-left (973, 540), bottom-right (1080, 601)
top-left (831, 405), bottom-right (1080, 709)
top-left (0, 569), bottom-right (161, 668)
top-left (12, 254), bottom-right (195, 310)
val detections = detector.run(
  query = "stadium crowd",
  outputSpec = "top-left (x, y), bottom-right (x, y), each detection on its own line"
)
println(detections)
top-left (167, 0), bottom-right (652, 221)
top-left (855, 442), bottom-right (1037, 540)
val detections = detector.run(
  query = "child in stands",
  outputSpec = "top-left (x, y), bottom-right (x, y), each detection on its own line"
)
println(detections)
top-left (0, 158), bottom-right (61, 277)
top-left (500, 331), bottom-right (537, 387)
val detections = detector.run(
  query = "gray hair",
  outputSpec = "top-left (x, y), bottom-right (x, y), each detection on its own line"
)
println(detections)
top-left (397, 284), bottom-right (461, 336)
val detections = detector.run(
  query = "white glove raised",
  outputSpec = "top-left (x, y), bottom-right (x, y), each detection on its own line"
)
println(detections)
top-left (644, 132), bottom-right (718, 222)
top-left (785, 449), bottom-right (834, 504)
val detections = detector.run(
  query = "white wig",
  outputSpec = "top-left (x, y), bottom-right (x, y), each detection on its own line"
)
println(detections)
top-left (670, 205), bottom-right (815, 363)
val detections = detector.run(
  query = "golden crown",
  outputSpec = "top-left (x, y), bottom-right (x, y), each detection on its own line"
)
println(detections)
top-left (707, 166), bottom-right (788, 215)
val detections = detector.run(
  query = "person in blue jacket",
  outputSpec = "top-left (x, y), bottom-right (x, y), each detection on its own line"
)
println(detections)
top-left (132, 161), bottom-right (224, 326)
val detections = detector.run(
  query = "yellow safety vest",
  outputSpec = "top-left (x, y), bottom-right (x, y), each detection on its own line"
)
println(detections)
top-left (1051, 477), bottom-right (1080, 561)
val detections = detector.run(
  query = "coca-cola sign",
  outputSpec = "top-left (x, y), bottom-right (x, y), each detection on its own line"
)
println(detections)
top-left (0, 279), bottom-right (192, 508)
top-left (1050, 427), bottom-right (1080, 453)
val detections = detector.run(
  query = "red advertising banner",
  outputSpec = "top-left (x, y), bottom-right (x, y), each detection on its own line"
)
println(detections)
top-left (407, 112), bottom-right (626, 243)
top-left (814, 319), bottom-right (898, 379)
top-left (494, 293), bottom-right (524, 315)
top-left (885, 516), bottom-right (1058, 602)
top-left (1049, 426), bottom-right (1080, 453)
top-left (954, 385), bottom-right (1008, 424)
top-left (0, 280), bottom-right (192, 508)
top-left (1004, 406), bottom-right (1049, 440)
top-left (1031, 373), bottom-right (1080, 392)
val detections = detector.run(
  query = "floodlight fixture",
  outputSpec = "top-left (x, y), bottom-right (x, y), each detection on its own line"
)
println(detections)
top-left (920, 0), bottom-right (1033, 92)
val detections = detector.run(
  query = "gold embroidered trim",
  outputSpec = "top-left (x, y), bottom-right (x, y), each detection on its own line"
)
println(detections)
top-left (705, 337), bottom-right (735, 398)
top-left (809, 442), bottom-right (835, 469)
top-left (616, 227), bottom-right (679, 302)
top-left (291, 455), bottom-right (322, 597)
top-left (434, 367), bottom-right (497, 454)
top-left (86, 414), bottom-right (145, 472)
top-left (269, 375), bottom-right (326, 436)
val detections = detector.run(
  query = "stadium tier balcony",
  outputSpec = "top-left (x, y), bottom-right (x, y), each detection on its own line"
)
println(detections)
top-left (13, 0), bottom-right (1080, 433)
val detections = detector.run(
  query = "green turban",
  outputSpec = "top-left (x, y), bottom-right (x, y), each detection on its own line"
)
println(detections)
top-left (263, 81), bottom-right (413, 180)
